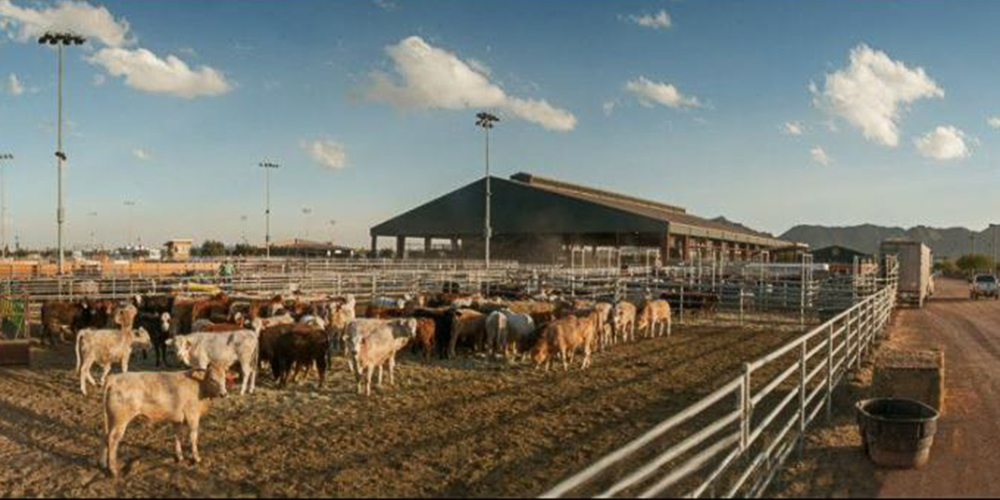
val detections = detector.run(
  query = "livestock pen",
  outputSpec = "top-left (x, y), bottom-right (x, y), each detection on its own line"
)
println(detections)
top-left (0, 256), bottom-right (896, 496)
top-left (3, 256), bottom-right (889, 336)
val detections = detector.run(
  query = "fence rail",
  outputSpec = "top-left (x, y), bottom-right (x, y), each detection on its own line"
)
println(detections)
top-left (540, 281), bottom-right (897, 498)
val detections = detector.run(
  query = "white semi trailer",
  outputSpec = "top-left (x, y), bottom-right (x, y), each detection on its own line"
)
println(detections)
top-left (880, 239), bottom-right (933, 308)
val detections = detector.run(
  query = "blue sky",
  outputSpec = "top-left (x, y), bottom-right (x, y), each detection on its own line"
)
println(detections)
top-left (1, 0), bottom-right (999, 250)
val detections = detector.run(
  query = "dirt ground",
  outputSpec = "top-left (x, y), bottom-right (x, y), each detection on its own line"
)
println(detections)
top-left (773, 278), bottom-right (1000, 498)
top-left (0, 314), bottom-right (809, 497)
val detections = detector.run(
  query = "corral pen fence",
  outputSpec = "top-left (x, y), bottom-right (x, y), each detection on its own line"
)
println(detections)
top-left (2, 256), bottom-right (889, 335)
top-left (540, 280), bottom-right (897, 498)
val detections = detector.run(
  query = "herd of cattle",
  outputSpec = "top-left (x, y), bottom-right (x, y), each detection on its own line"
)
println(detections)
top-left (38, 288), bottom-right (678, 478)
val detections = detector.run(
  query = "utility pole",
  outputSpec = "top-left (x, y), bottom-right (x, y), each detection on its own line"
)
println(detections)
top-left (0, 153), bottom-right (12, 258)
top-left (475, 111), bottom-right (499, 269)
top-left (240, 215), bottom-right (249, 245)
top-left (123, 200), bottom-right (136, 249)
top-left (39, 32), bottom-right (85, 275)
top-left (259, 161), bottom-right (280, 258)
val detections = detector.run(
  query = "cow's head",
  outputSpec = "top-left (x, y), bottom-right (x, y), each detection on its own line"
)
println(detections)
top-left (167, 335), bottom-right (193, 366)
top-left (191, 362), bottom-right (228, 399)
top-left (159, 312), bottom-right (171, 334)
top-left (132, 327), bottom-right (153, 348)
top-left (114, 304), bottom-right (139, 330)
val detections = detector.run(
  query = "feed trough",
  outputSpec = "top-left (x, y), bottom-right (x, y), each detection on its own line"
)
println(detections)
top-left (856, 397), bottom-right (939, 468)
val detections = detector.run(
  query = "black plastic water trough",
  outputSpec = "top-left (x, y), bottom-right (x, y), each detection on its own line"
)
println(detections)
top-left (856, 397), bottom-right (940, 469)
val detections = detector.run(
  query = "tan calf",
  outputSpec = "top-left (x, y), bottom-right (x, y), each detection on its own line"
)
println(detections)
top-left (612, 301), bottom-right (637, 344)
top-left (531, 313), bottom-right (598, 371)
top-left (101, 362), bottom-right (228, 478)
top-left (637, 299), bottom-right (672, 338)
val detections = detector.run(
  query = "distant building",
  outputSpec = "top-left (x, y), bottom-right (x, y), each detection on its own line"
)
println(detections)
top-left (812, 245), bottom-right (872, 265)
top-left (165, 239), bottom-right (193, 261)
top-left (370, 172), bottom-right (794, 264)
top-left (812, 244), bottom-right (875, 274)
top-left (269, 238), bottom-right (356, 258)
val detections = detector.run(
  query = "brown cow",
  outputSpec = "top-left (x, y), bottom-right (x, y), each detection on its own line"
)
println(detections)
top-left (448, 308), bottom-right (486, 358)
top-left (409, 318), bottom-right (436, 361)
top-left (531, 312), bottom-right (598, 371)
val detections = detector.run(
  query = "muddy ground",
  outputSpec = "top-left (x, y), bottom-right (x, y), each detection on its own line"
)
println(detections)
top-left (0, 315), bottom-right (809, 497)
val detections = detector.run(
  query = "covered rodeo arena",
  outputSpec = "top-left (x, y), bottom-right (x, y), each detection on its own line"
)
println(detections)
top-left (369, 172), bottom-right (795, 266)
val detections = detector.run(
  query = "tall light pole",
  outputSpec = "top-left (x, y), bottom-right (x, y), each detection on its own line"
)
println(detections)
top-left (123, 200), bottom-right (136, 249)
top-left (0, 153), bottom-right (12, 259)
top-left (259, 161), bottom-right (280, 258)
top-left (301, 207), bottom-right (312, 240)
top-left (328, 219), bottom-right (336, 246)
top-left (88, 211), bottom-right (98, 251)
top-left (475, 111), bottom-right (499, 269)
top-left (240, 215), bottom-right (249, 245)
top-left (39, 31), bottom-right (85, 275)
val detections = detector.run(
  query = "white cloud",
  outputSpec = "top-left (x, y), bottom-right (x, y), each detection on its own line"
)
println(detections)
top-left (132, 148), bottom-right (151, 161)
top-left (624, 76), bottom-right (701, 109)
top-left (301, 139), bottom-right (347, 170)
top-left (914, 125), bottom-right (970, 161)
top-left (5, 73), bottom-right (24, 95)
top-left (89, 47), bottom-right (232, 98)
top-left (602, 100), bottom-right (616, 116)
top-left (813, 44), bottom-right (943, 147)
top-left (1, 1), bottom-right (230, 99)
top-left (782, 121), bottom-right (804, 135)
top-left (624, 10), bottom-right (672, 29)
top-left (810, 146), bottom-right (833, 166)
top-left (0, 0), bottom-right (132, 47)
top-left (987, 116), bottom-right (1000, 130)
top-left (366, 36), bottom-right (576, 131)
top-left (373, 0), bottom-right (396, 11)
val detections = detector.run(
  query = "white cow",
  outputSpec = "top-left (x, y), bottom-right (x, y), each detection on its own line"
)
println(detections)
top-left (101, 362), bottom-right (228, 478)
top-left (167, 318), bottom-right (262, 395)
top-left (486, 309), bottom-right (536, 360)
top-left (347, 318), bottom-right (416, 396)
top-left (75, 326), bottom-right (153, 395)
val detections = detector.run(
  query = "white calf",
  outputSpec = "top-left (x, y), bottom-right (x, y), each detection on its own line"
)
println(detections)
top-left (75, 326), bottom-right (152, 396)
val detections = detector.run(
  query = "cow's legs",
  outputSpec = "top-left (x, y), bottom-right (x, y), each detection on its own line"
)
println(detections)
top-left (239, 360), bottom-right (251, 395)
top-left (377, 365), bottom-right (384, 387)
top-left (188, 417), bottom-right (202, 464)
top-left (388, 356), bottom-right (396, 386)
top-left (79, 359), bottom-right (91, 395)
top-left (366, 366), bottom-right (374, 396)
top-left (99, 363), bottom-right (113, 388)
top-left (173, 423), bottom-right (185, 462)
top-left (560, 349), bottom-right (569, 372)
top-left (106, 417), bottom-right (131, 477)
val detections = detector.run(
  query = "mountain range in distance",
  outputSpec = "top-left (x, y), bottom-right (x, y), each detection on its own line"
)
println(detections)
top-left (779, 223), bottom-right (1000, 259)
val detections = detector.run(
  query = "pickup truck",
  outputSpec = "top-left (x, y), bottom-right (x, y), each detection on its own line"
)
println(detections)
top-left (970, 274), bottom-right (999, 300)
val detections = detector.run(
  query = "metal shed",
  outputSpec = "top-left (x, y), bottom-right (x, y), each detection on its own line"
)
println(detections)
top-left (370, 172), bottom-right (791, 264)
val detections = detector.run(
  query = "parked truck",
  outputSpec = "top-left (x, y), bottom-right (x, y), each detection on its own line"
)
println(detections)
top-left (880, 239), bottom-right (933, 308)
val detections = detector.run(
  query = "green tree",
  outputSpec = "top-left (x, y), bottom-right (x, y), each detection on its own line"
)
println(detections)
top-left (934, 259), bottom-right (960, 277)
top-left (197, 240), bottom-right (227, 257)
top-left (956, 253), bottom-right (995, 274)
top-left (232, 243), bottom-right (261, 256)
